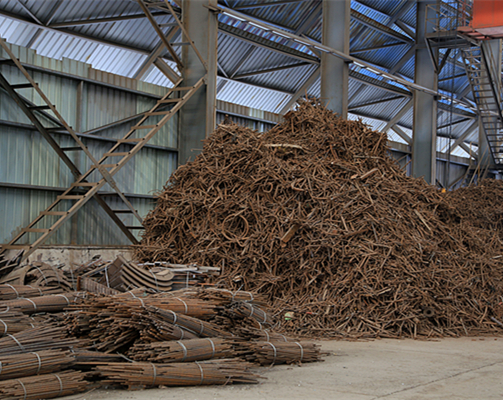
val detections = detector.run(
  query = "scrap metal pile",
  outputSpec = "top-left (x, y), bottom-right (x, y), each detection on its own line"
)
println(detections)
top-left (0, 256), bottom-right (324, 399)
top-left (135, 100), bottom-right (503, 339)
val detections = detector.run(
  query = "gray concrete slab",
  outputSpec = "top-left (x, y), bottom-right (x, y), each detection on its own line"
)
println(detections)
top-left (65, 337), bottom-right (503, 400)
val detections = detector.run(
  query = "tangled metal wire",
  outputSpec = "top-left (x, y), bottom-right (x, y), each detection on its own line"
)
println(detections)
top-left (136, 100), bottom-right (503, 339)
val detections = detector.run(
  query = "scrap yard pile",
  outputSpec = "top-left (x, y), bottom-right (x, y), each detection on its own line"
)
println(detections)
top-left (0, 257), bottom-right (323, 399)
top-left (136, 100), bottom-right (503, 339)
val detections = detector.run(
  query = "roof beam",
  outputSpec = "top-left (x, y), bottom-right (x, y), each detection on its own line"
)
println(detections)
top-left (0, 9), bottom-right (151, 55)
top-left (391, 125), bottom-right (412, 145)
top-left (48, 12), bottom-right (169, 28)
top-left (279, 66), bottom-right (320, 114)
top-left (233, 62), bottom-right (311, 79)
top-left (448, 119), bottom-right (478, 152)
top-left (351, 9), bottom-right (412, 44)
top-left (349, 95), bottom-right (405, 110)
top-left (234, 0), bottom-right (310, 10)
top-left (350, 42), bottom-right (407, 55)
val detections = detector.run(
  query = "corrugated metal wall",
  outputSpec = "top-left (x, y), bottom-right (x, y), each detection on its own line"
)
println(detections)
top-left (0, 47), bottom-right (176, 245)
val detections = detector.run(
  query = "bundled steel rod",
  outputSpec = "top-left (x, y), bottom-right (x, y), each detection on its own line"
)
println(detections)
top-left (130, 338), bottom-right (236, 363)
top-left (246, 341), bottom-right (322, 365)
top-left (193, 288), bottom-right (267, 307)
top-left (0, 293), bottom-right (84, 314)
top-left (0, 350), bottom-right (74, 381)
top-left (0, 284), bottom-right (64, 300)
top-left (96, 360), bottom-right (261, 387)
top-left (0, 326), bottom-right (80, 356)
top-left (0, 370), bottom-right (87, 399)
top-left (231, 302), bottom-right (272, 327)
top-left (145, 306), bottom-right (232, 338)
top-left (0, 311), bottom-right (37, 337)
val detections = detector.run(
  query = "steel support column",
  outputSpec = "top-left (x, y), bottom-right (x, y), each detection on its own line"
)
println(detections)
top-left (320, 0), bottom-right (350, 117)
top-left (411, 0), bottom-right (437, 184)
top-left (478, 39), bottom-right (501, 169)
top-left (179, 0), bottom-right (217, 164)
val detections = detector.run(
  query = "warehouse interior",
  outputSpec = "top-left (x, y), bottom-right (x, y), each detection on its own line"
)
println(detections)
top-left (0, 0), bottom-right (502, 399)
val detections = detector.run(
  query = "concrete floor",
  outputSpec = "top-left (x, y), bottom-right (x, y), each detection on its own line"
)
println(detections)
top-left (66, 337), bottom-right (503, 400)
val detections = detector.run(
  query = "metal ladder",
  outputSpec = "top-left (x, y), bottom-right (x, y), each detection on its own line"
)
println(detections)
top-left (0, 39), bottom-right (205, 258)
top-left (461, 45), bottom-right (503, 165)
top-left (137, 0), bottom-right (207, 72)
top-left (0, 70), bottom-right (140, 245)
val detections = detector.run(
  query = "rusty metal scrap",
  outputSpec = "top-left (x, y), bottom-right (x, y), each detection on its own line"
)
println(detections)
top-left (135, 100), bottom-right (503, 339)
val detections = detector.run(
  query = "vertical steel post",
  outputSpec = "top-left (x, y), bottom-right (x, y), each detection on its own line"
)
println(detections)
top-left (70, 80), bottom-right (85, 244)
top-left (412, 0), bottom-right (437, 184)
top-left (321, 0), bottom-right (350, 118)
top-left (179, 0), bottom-right (217, 165)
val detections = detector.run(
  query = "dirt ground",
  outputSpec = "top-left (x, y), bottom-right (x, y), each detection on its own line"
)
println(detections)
top-left (64, 337), bottom-right (503, 400)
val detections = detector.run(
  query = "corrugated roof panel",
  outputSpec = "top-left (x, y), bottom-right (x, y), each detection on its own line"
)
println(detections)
top-left (217, 77), bottom-right (291, 113)
top-left (235, 61), bottom-right (317, 94)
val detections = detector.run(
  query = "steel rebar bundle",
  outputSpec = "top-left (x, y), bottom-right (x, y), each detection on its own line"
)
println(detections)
top-left (245, 341), bottom-right (322, 365)
top-left (0, 350), bottom-right (74, 381)
top-left (0, 326), bottom-right (81, 356)
top-left (0, 284), bottom-right (64, 300)
top-left (130, 338), bottom-right (236, 363)
top-left (0, 293), bottom-right (84, 314)
top-left (96, 360), bottom-right (261, 387)
top-left (0, 311), bottom-right (37, 337)
top-left (0, 370), bottom-right (87, 399)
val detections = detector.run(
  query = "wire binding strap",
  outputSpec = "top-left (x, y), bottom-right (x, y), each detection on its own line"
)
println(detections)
top-left (53, 374), bottom-right (63, 396)
top-left (48, 265), bottom-right (61, 284)
top-left (195, 361), bottom-right (204, 385)
top-left (17, 379), bottom-right (27, 400)
top-left (0, 319), bottom-right (7, 335)
top-left (179, 328), bottom-right (185, 340)
top-left (177, 341), bottom-right (188, 362)
top-left (0, 360), bottom-right (3, 375)
top-left (266, 342), bottom-right (277, 365)
top-left (104, 265), bottom-right (110, 288)
top-left (199, 320), bottom-right (204, 336)
top-left (175, 297), bottom-right (188, 314)
top-left (32, 352), bottom-right (42, 374)
top-left (6, 284), bottom-right (19, 298)
top-left (168, 310), bottom-right (178, 324)
top-left (25, 298), bottom-right (37, 312)
top-left (248, 304), bottom-right (254, 319)
top-left (151, 363), bottom-right (157, 386)
top-left (55, 294), bottom-right (70, 305)
top-left (294, 342), bottom-right (304, 362)
top-left (261, 309), bottom-right (267, 324)
top-left (27, 285), bottom-right (43, 296)
top-left (206, 338), bottom-right (216, 358)
top-left (130, 292), bottom-right (145, 307)
top-left (279, 334), bottom-right (288, 342)
top-left (8, 334), bottom-right (26, 351)
top-left (264, 330), bottom-right (270, 342)
top-left (33, 266), bottom-right (48, 284)
top-left (149, 270), bottom-right (159, 291)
